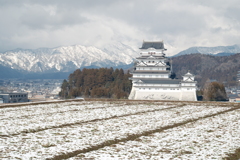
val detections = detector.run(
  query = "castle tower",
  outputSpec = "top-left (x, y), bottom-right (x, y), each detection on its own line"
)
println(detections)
top-left (128, 41), bottom-right (197, 101)
top-left (180, 71), bottom-right (197, 101)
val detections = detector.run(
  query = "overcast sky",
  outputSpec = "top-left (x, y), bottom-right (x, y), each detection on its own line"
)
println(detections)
top-left (0, 0), bottom-right (240, 54)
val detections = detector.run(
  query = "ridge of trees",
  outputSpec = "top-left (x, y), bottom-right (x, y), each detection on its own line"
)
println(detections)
top-left (172, 53), bottom-right (240, 87)
top-left (59, 68), bottom-right (132, 99)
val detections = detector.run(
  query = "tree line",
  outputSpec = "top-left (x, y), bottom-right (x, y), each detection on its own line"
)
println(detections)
top-left (59, 68), bottom-right (132, 99)
top-left (59, 57), bottom-right (229, 101)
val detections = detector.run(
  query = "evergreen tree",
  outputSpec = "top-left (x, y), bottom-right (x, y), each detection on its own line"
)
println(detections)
top-left (59, 68), bottom-right (132, 99)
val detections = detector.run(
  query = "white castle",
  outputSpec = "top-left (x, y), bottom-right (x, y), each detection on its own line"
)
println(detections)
top-left (128, 41), bottom-right (197, 101)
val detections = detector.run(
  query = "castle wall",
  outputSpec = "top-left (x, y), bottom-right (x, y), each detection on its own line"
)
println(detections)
top-left (129, 41), bottom-right (197, 101)
top-left (134, 90), bottom-right (180, 100)
top-left (129, 88), bottom-right (197, 101)
top-left (180, 91), bottom-right (197, 101)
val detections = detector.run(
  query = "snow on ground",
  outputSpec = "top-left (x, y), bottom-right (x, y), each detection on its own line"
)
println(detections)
top-left (0, 101), bottom-right (174, 135)
top-left (73, 108), bottom-right (240, 160)
top-left (0, 100), bottom-right (239, 159)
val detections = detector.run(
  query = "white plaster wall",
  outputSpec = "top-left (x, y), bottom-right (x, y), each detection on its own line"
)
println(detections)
top-left (134, 91), bottom-right (181, 100)
top-left (129, 89), bottom-right (197, 101)
top-left (180, 91), bottom-right (197, 101)
top-left (128, 87), bottom-right (136, 100)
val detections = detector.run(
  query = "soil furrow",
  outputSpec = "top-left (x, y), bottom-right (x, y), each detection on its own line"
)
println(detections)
top-left (0, 104), bottom-right (128, 121)
top-left (0, 99), bottom-right (84, 109)
top-left (3, 105), bottom-right (180, 137)
top-left (224, 148), bottom-right (240, 160)
top-left (46, 106), bottom-right (240, 160)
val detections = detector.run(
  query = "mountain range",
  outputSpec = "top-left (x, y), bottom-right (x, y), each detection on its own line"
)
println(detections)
top-left (174, 44), bottom-right (240, 57)
top-left (0, 43), bottom-right (240, 79)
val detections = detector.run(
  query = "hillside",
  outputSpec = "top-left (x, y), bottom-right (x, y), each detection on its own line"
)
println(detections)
top-left (172, 53), bottom-right (240, 87)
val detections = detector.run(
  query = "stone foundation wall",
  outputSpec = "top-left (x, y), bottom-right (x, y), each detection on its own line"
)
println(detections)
top-left (129, 90), bottom-right (197, 101)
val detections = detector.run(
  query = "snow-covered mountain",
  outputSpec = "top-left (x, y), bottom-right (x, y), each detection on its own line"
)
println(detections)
top-left (1, 42), bottom-right (240, 79)
top-left (174, 44), bottom-right (240, 57)
top-left (0, 42), bottom-right (139, 73)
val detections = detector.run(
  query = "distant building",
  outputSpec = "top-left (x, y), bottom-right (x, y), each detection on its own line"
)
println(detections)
top-left (238, 71), bottom-right (240, 82)
top-left (229, 97), bottom-right (240, 103)
top-left (228, 93), bottom-right (240, 103)
top-left (0, 93), bottom-right (28, 103)
top-left (128, 41), bottom-right (197, 101)
top-left (236, 98), bottom-right (240, 102)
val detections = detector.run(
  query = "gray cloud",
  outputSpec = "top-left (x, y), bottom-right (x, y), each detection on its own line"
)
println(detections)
top-left (20, 5), bottom-right (88, 30)
top-left (0, 0), bottom-right (240, 54)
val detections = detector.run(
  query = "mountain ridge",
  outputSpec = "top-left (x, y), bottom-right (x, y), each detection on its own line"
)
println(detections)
top-left (1, 43), bottom-right (240, 81)
top-left (174, 44), bottom-right (240, 57)
top-left (0, 43), bottom-right (138, 75)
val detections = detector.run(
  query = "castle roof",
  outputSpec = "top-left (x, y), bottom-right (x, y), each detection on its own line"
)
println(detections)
top-left (135, 79), bottom-right (181, 84)
top-left (140, 41), bottom-right (165, 49)
top-left (131, 71), bottom-right (170, 74)
top-left (136, 56), bottom-right (167, 60)
top-left (183, 71), bottom-right (194, 77)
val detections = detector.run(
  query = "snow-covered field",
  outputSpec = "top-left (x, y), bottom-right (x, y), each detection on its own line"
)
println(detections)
top-left (0, 100), bottom-right (239, 159)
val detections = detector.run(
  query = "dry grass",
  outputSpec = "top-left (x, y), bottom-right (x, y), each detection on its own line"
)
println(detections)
top-left (0, 99), bottom-right (84, 109)
top-left (1, 97), bottom-right (238, 109)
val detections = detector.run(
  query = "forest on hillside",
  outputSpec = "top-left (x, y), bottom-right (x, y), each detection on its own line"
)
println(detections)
top-left (60, 53), bottom-right (240, 99)
top-left (59, 68), bottom-right (132, 99)
top-left (172, 53), bottom-right (240, 87)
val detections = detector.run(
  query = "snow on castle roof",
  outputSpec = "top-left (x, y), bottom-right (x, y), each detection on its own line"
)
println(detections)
top-left (140, 41), bottom-right (165, 49)
top-left (183, 71), bottom-right (194, 77)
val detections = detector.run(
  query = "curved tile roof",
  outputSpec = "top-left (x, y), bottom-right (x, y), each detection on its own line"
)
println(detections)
top-left (140, 41), bottom-right (165, 49)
